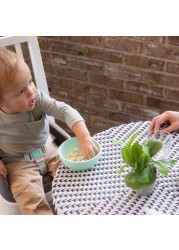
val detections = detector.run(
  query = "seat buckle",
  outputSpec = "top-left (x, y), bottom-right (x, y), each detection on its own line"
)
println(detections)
top-left (24, 147), bottom-right (47, 175)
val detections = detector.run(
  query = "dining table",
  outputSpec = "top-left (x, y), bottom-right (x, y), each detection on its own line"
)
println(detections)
top-left (52, 120), bottom-right (179, 215)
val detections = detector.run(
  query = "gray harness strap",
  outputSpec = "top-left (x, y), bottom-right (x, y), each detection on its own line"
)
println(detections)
top-left (2, 134), bottom-right (55, 175)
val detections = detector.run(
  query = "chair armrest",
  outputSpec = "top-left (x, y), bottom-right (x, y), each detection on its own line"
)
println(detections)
top-left (48, 120), bottom-right (71, 146)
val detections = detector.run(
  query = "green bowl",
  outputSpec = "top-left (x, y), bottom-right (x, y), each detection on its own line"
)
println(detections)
top-left (58, 137), bottom-right (102, 171)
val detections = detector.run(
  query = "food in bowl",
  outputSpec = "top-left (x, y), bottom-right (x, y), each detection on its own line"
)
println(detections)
top-left (66, 147), bottom-right (85, 162)
top-left (58, 137), bottom-right (102, 171)
top-left (66, 147), bottom-right (98, 162)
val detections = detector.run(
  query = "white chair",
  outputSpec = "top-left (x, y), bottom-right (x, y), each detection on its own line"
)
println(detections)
top-left (0, 36), bottom-right (70, 214)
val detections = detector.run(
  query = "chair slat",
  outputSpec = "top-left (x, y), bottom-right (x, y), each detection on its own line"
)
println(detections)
top-left (27, 37), bottom-right (49, 95)
top-left (15, 43), bottom-right (24, 60)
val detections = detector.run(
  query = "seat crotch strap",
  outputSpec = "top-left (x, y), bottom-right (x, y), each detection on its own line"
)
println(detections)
top-left (35, 157), bottom-right (47, 175)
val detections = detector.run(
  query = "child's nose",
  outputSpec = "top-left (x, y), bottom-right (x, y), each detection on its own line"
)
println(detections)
top-left (27, 85), bottom-right (35, 97)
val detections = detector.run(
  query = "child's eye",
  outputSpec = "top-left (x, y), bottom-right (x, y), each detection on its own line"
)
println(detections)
top-left (17, 89), bottom-right (24, 96)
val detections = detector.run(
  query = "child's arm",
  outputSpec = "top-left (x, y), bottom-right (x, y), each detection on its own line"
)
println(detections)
top-left (0, 160), bottom-right (7, 179)
top-left (72, 121), bottom-right (99, 159)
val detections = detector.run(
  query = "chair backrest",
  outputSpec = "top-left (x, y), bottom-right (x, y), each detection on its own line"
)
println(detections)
top-left (0, 36), bottom-right (49, 95)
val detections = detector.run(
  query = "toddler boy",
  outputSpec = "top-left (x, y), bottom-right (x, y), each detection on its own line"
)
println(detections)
top-left (0, 48), bottom-right (98, 214)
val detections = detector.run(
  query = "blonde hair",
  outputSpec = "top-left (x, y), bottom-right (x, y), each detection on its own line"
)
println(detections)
top-left (0, 48), bottom-right (18, 90)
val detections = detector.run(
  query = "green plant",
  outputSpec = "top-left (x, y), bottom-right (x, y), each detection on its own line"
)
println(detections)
top-left (113, 131), bottom-right (176, 190)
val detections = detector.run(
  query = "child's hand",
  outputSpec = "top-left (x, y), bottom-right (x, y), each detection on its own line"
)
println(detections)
top-left (72, 121), bottom-right (98, 159)
top-left (79, 136), bottom-right (99, 160)
top-left (72, 121), bottom-right (99, 159)
top-left (0, 160), bottom-right (7, 179)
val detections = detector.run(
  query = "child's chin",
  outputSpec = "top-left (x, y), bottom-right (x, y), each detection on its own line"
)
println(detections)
top-left (22, 107), bottom-right (34, 113)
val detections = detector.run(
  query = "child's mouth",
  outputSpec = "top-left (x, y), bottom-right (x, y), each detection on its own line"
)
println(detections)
top-left (29, 98), bottom-right (36, 107)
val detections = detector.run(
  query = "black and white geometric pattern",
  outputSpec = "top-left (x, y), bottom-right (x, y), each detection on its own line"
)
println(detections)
top-left (52, 121), bottom-right (179, 215)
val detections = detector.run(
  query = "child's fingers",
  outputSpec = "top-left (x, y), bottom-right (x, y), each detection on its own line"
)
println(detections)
top-left (84, 144), bottom-right (99, 159)
top-left (88, 147), bottom-right (96, 159)
top-left (0, 168), bottom-right (7, 178)
top-left (92, 143), bottom-right (99, 153)
top-left (0, 161), bottom-right (7, 177)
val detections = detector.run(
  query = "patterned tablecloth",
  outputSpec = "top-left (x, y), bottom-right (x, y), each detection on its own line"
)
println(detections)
top-left (52, 121), bottom-right (179, 215)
